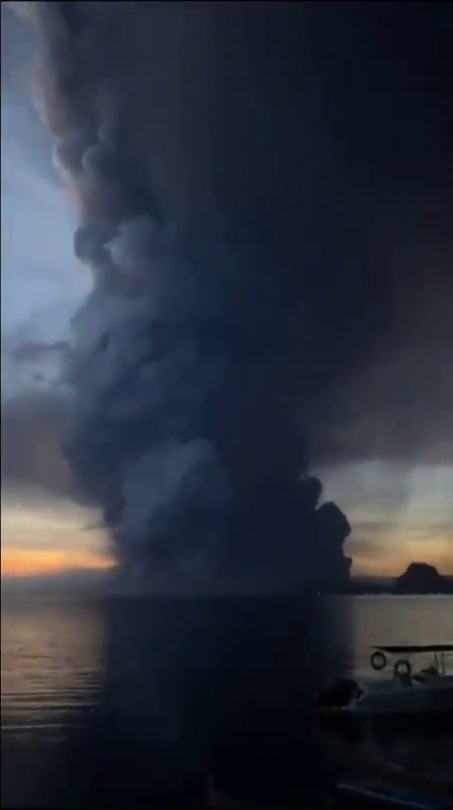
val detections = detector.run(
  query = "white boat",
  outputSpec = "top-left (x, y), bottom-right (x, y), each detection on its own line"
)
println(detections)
top-left (350, 644), bottom-right (453, 716)
top-left (316, 644), bottom-right (453, 742)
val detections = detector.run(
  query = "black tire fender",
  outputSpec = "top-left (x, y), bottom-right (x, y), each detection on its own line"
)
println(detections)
top-left (370, 650), bottom-right (387, 671)
top-left (394, 658), bottom-right (412, 678)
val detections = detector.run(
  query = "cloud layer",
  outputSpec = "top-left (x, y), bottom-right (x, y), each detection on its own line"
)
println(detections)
top-left (2, 3), bottom-right (452, 581)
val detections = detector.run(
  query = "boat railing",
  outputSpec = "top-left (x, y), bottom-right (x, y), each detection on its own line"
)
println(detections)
top-left (369, 644), bottom-right (453, 677)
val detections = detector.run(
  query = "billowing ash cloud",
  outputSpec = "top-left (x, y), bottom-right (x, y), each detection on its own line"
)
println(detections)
top-left (10, 1), bottom-right (352, 590)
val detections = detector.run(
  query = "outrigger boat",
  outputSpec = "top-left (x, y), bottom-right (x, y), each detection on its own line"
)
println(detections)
top-left (317, 644), bottom-right (453, 713)
top-left (351, 644), bottom-right (453, 722)
top-left (317, 643), bottom-right (453, 715)
top-left (316, 645), bottom-right (453, 809)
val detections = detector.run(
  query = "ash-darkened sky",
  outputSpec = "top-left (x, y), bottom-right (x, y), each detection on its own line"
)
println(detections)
top-left (1, 2), bottom-right (452, 579)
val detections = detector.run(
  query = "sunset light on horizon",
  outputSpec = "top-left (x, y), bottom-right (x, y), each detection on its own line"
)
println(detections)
top-left (2, 6), bottom-right (452, 808)
top-left (2, 2), bottom-right (452, 589)
top-left (2, 464), bottom-right (452, 580)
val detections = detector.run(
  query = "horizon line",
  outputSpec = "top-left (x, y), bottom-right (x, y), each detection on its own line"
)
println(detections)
top-left (2, 567), bottom-right (452, 582)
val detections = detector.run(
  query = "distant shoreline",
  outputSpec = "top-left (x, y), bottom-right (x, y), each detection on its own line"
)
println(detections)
top-left (322, 564), bottom-right (453, 596)
top-left (2, 568), bottom-right (453, 598)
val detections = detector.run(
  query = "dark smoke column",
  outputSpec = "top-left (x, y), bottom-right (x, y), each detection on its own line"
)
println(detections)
top-left (28, 1), bottom-right (351, 592)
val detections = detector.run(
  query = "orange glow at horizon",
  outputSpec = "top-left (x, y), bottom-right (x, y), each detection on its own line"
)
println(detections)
top-left (351, 553), bottom-right (453, 579)
top-left (2, 541), bottom-right (451, 580)
top-left (1, 548), bottom-right (114, 578)
top-left (1, 475), bottom-right (451, 580)
top-left (350, 537), bottom-right (453, 578)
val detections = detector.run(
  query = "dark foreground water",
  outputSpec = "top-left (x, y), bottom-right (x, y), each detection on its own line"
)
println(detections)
top-left (2, 594), bottom-right (452, 807)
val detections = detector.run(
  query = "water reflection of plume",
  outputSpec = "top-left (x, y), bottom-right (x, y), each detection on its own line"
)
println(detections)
top-left (70, 594), bottom-right (353, 806)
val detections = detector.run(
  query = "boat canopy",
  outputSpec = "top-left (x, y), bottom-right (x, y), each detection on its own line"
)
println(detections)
top-left (370, 644), bottom-right (453, 654)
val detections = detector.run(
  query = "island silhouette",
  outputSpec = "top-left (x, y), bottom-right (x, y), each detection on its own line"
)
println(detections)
top-left (394, 562), bottom-right (453, 595)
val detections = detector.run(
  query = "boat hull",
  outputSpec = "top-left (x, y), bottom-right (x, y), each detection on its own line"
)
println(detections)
top-left (353, 676), bottom-right (453, 713)
top-left (317, 678), bottom-right (453, 748)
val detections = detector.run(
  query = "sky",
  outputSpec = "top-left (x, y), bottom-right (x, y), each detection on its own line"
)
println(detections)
top-left (1, 3), bottom-right (452, 581)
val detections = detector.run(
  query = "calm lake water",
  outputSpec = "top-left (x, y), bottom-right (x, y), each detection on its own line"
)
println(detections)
top-left (1, 595), bottom-right (452, 807)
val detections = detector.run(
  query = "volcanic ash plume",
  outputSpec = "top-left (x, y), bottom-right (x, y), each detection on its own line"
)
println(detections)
top-left (22, 1), bottom-right (351, 591)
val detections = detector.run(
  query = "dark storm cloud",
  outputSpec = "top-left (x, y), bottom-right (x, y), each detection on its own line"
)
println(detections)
top-left (308, 241), bottom-right (453, 467)
top-left (4, 2), bottom-right (452, 588)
